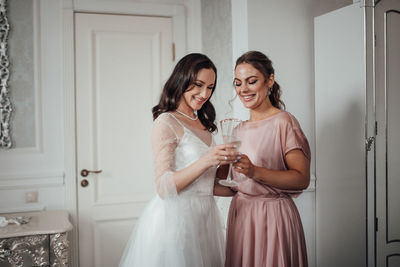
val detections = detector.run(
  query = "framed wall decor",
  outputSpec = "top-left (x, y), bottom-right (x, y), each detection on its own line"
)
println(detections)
top-left (0, 0), bottom-right (12, 149)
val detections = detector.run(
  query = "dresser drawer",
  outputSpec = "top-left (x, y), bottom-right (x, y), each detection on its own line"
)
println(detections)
top-left (0, 211), bottom-right (72, 267)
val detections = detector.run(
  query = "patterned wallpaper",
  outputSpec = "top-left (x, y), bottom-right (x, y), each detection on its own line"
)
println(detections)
top-left (201, 0), bottom-right (233, 227)
top-left (201, 0), bottom-right (234, 122)
top-left (8, 0), bottom-right (35, 148)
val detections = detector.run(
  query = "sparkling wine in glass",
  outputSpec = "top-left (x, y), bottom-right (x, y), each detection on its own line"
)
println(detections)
top-left (219, 118), bottom-right (242, 187)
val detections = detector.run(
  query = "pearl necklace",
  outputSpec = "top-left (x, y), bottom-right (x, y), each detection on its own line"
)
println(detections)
top-left (176, 109), bottom-right (198, 121)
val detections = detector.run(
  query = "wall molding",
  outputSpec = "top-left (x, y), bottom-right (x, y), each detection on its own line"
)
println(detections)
top-left (0, 0), bottom-right (42, 155)
top-left (231, 0), bottom-right (248, 65)
top-left (0, 203), bottom-right (45, 213)
top-left (231, 0), bottom-right (249, 121)
top-left (0, 0), bottom-right (63, 174)
top-left (74, 0), bottom-right (182, 16)
top-left (0, 171), bottom-right (64, 189)
top-left (33, 0), bottom-right (44, 153)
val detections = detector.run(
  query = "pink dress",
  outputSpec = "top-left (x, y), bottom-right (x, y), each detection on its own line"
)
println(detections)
top-left (225, 111), bottom-right (310, 267)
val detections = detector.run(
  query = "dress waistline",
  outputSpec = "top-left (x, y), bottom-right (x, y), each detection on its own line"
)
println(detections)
top-left (178, 193), bottom-right (214, 198)
top-left (236, 191), bottom-right (291, 201)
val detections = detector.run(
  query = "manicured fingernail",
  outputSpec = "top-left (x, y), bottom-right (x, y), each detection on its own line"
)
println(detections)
top-left (237, 156), bottom-right (241, 159)
top-left (233, 144), bottom-right (237, 148)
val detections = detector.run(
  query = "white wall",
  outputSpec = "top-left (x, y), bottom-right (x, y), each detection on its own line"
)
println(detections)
top-left (247, 0), bottom-right (315, 173)
top-left (315, 3), bottom-right (367, 266)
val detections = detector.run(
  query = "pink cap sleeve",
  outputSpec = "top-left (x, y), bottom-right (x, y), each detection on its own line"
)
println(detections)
top-left (281, 113), bottom-right (311, 160)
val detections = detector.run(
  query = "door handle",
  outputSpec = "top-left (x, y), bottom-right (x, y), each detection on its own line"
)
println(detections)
top-left (81, 169), bottom-right (102, 177)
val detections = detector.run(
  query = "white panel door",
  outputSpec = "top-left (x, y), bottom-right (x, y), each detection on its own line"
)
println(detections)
top-left (375, 1), bottom-right (400, 266)
top-left (75, 13), bottom-right (172, 267)
top-left (314, 4), bottom-right (367, 267)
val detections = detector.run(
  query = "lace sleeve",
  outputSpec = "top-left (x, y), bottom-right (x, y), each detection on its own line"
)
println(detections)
top-left (151, 114), bottom-right (181, 198)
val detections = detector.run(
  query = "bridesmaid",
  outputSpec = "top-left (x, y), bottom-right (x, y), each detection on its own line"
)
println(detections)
top-left (223, 51), bottom-right (310, 267)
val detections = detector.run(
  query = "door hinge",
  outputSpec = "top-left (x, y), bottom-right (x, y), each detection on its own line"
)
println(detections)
top-left (375, 217), bottom-right (378, 232)
top-left (366, 136), bottom-right (375, 151)
top-left (375, 121), bottom-right (378, 135)
top-left (374, 34), bottom-right (376, 47)
top-left (172, 43), bottom-right (175, 61)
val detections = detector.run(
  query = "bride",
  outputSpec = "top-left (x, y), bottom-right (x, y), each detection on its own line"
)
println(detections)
top-left (119, 53), bottom-right (238, 267)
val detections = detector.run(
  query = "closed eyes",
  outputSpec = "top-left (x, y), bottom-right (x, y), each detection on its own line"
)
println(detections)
top-left (233, 79), bottom-right (258, 87)
top-left (194, 82), bottom-right (214, 90)
top-left (248, 79), bottom-right (257, 85)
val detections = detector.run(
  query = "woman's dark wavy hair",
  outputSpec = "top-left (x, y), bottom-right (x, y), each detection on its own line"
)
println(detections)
top-left (152, 53), bottom-right (217, 132)
top-left (235, 51), bottom-right (285, 110)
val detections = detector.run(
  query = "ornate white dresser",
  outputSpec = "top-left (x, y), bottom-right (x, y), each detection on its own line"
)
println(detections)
top-left (0, 210), bottom-right (72, 267)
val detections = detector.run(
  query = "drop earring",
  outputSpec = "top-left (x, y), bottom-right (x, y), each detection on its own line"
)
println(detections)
top-left (267, 88), bottom-right (272, 96)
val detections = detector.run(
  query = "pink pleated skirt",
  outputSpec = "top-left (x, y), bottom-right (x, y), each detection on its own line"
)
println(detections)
top-left (225, 192), bottom-right (308, 267)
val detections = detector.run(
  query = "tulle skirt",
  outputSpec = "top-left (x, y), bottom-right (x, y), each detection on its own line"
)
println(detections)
top-left (119, 194), bottom-right (225, 267)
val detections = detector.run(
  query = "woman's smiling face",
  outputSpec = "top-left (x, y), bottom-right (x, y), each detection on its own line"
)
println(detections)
top-left (234, 63), bottom-right (274, 110)
top-left (180, 68), bottom-right (215, 112)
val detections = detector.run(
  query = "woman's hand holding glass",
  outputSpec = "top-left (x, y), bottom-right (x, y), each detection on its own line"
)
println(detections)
top-left (232, 154), bottom-right (256, 179)
top-left (201, 144), bottom-right (241, 169)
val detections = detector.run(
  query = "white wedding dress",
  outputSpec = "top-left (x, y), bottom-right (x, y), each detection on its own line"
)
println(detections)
top-left (119, 113), bottom-right (225, 267)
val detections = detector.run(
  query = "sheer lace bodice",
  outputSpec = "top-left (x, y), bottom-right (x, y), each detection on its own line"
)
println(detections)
top-left (152, 113), bottom-right (217, 197)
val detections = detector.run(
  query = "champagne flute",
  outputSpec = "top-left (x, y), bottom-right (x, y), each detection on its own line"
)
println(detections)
top-left (219, 118), bottom-right (242, 187)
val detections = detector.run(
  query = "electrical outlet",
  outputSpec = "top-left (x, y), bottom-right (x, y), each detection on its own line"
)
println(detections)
top-left (25, 191), bottom-right (38, 203)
